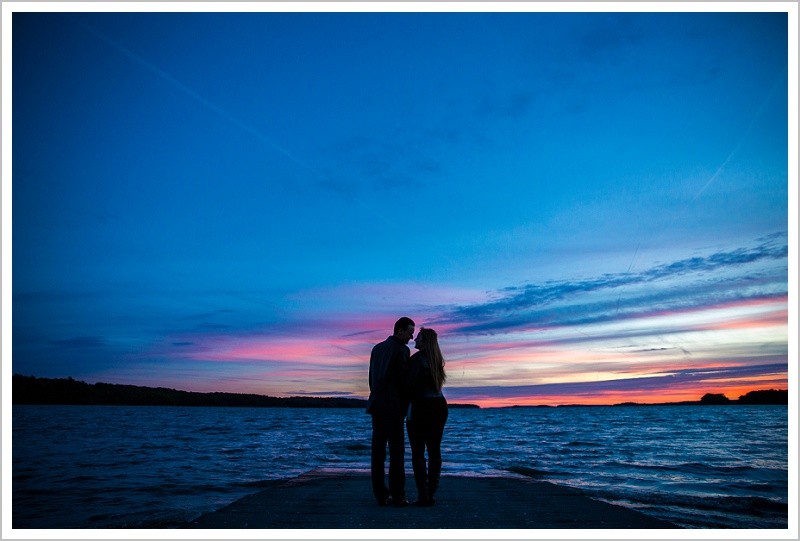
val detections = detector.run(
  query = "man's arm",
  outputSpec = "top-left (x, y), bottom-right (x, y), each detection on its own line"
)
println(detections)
top-left (389, 345), bottom-right (410, 403)
top-left (368, 341), bottom-right (391, 393)
top-left (404, 354), bottom-right (419, 398)
top-left (368, 359), bottom-right (373, 391)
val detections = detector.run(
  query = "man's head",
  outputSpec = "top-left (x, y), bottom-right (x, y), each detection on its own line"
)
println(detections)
top-left (393, 316), bottom-right (415, 345)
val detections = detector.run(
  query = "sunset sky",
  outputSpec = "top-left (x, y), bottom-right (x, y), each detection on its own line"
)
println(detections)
top-left (5, 3), bottom-right (796, 408)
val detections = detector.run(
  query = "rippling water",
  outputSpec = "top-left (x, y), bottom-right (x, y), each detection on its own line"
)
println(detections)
top-left (12, 404), bottom-right (788, 529)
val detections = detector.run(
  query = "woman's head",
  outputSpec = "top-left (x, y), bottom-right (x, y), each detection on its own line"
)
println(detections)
top-left (414, 327), bottom-right (446, 392)
top-left (414, 327), bottom-right (438, 351)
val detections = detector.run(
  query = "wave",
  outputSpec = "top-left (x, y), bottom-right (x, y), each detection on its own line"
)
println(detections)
top-left (234, 479), bottom-right (287, 489)
top-left (325, 439), bottom-right (371, 454)
top-left (505, 464), bottom-right (568, 478)
top-left (605, 460), bottom-right (759, 475)
top-left (586, 486), bottom-right (787, 517)
top-left (564, 441), bottom-right (605, 447)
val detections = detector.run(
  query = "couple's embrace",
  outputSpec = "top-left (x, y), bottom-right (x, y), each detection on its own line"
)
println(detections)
top-left (366, 317), bottom-right (448, 507)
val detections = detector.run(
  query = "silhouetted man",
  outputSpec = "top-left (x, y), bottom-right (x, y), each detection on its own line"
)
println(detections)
top-left (366, 316), bottom-right (415, 507)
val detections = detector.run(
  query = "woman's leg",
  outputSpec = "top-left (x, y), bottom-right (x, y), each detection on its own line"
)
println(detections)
top-left (427, 398), bottom-right (448, 501)
top-left (406, 410), bottom-right (428, 503)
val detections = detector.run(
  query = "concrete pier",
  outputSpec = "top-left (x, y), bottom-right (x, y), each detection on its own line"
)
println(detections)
top-left (183, 467), bottom-right (679, 530)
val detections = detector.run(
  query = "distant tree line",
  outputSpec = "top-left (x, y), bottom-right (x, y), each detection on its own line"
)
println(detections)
top-left (12, 374), bottom-right (368, 408)
top-left (11, 374), bottom-right (480, 408)
top-left (613, 389), bottom-right (788, 407)
top-left (699, 390), bottom-right (788, 405)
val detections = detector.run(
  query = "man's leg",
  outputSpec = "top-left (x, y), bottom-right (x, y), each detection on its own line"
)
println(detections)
top-left (386, 415), bottom-right (406, 503)
top-left (370, 414), bottom-right (390, 504)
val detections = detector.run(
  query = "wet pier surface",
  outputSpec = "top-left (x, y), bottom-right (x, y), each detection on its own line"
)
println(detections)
top-left (183, 467), bottom-right (680, 530)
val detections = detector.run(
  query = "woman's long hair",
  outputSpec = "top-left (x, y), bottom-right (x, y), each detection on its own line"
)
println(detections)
top-left (418, 327), bottom-right (446, 393)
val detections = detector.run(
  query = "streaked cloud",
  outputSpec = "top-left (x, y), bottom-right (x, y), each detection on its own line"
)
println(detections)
top-left (438, 235), bottom-right (787, 336)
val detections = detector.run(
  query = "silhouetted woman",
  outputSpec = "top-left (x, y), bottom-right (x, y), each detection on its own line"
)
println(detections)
top-left (405, 327), bottom-right (448, 506)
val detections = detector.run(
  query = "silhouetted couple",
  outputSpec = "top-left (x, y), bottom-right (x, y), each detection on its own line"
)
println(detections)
top-left (366, 317), bottom-right (448, 507)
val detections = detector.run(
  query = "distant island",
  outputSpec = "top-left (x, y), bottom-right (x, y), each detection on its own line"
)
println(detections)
top-left (11, 374), bottom-right (481, 408)
top-left (496, 390), bottom-right (787, 408)
top-left (520, 389), bottom-right (787, 407)
top-left (614, 389), bottom-right (788, 406)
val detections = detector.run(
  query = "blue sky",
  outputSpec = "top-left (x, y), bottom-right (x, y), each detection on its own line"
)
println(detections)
top-left (5, 4), bottom-right (796, 406)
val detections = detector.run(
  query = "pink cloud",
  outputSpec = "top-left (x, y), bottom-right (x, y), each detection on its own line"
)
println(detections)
top-left (697, 309), bottom-right (788, 331)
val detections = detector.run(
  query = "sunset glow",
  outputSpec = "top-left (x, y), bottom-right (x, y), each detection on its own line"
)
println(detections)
top-left (6, 6), bottom-right (794, 408)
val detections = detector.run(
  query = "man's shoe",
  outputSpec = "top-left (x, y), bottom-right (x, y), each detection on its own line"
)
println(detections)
top-left (378, 496), bottom-right (393, 506)
top-left (392, 498), bottom-right (410, 508)
top-left (412, 498), bottom-right (433, 507)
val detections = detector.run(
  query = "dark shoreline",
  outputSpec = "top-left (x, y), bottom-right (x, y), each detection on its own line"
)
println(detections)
top-left (11, 374), bottom-right (481, 409)
top-left (12, 374), bottom-right (787, 408)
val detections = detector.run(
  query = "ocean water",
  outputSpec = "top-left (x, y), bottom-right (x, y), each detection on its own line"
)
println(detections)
top-left (11, 404), bottom-right (789, 530)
